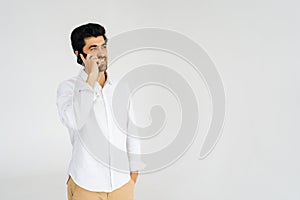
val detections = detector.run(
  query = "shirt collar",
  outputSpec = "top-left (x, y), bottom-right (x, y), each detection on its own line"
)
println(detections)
top-left (78, 67), bottom-right (113, 85)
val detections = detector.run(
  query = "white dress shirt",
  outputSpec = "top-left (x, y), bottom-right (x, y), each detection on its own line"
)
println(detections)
top-left (56, 67), bottom-right (146, 192)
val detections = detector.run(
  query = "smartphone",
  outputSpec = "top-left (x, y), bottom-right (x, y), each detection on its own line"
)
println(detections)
top-left (77, 51), bottom-right (87, 66)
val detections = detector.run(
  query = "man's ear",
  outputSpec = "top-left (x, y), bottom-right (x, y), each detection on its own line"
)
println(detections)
top-left (74, 50), bottom-right (79, 57)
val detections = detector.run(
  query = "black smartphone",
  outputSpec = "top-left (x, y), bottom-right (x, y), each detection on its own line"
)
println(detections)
top-left (77, 51), bottom-right (87, 66)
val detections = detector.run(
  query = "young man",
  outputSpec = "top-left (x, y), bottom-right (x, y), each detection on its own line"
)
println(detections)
top-left (56, 23), bottom-right (145, 200)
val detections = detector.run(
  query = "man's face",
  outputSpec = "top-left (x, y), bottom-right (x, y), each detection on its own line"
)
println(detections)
top-left (82, 35), bottom-right (108, 72)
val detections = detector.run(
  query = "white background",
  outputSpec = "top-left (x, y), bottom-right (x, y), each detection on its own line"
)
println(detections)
top-left (0, 0), bottom-right (299, 199)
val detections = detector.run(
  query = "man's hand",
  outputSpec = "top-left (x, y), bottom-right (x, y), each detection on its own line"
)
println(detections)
top-left (130, 171), bottom-right (138, 184)
top-left (80, 53), bottom-right (100, 87)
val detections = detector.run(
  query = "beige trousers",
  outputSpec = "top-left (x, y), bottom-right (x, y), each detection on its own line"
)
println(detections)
top-left (67, 176), bottom-right (135, 200)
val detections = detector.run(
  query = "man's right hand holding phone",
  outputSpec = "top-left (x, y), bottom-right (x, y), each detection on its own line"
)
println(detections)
top-left (80, 53), bottom-right (100, 88)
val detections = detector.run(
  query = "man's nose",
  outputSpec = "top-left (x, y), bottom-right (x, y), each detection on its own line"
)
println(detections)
top-left (97, 53), bottom-right (106, 59)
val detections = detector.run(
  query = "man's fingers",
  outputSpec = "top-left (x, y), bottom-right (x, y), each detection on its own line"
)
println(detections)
top-left (88, 54), bottom-right (100, 66)
top-left (85, 54), bottom-right (99, 61)
top-left (81, 53), bottom-right (99, 69)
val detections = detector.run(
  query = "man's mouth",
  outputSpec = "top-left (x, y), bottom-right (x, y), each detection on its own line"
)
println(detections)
top-left (96, 56), bottom-right (106, 66)
top-left (100, 57), bottom-right (106, 63)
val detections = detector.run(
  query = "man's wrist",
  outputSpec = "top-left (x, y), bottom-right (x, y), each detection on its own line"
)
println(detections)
top-left (130, 171), bottom-right (138, 183)
top-left (86, 75), bottom-right (97, 88)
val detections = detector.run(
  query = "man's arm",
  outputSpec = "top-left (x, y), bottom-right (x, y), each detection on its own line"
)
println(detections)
top-left (56, 79), bottom-right (95, 130)
top-left (56, 54), bottom-right (99, 130)
top-left (126, 95), bottom-right (146, 182)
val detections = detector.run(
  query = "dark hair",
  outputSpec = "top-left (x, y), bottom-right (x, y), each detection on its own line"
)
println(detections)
top-left (70, 23), bottom-right (107, 65)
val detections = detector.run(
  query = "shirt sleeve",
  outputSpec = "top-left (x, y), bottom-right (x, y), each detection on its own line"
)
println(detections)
top-left (56, 79), bottom-right (96, 131)
top-left (126, 95), bottom-right (147, 172)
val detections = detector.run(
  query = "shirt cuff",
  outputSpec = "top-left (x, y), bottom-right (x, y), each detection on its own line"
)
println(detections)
top-left (129, 158), bottom-right (147, 171)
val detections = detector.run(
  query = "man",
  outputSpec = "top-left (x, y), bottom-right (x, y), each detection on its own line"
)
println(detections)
top-left (56, 23), bottom-right (146, 200)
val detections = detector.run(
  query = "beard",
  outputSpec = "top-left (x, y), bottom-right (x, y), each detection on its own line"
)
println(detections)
top-left (97, 59), bottom-right (107, 72)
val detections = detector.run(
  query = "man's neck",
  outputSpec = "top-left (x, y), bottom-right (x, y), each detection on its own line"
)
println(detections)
top-left (98, 71), bottom-right (107, 88)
